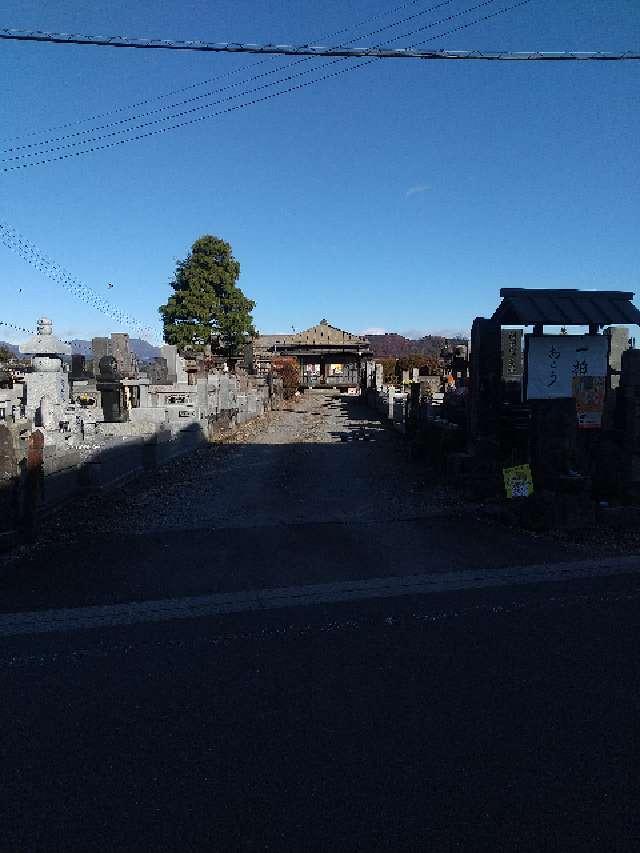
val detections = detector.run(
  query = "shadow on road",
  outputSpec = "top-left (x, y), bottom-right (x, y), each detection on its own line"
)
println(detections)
top-left (0, 392), bottom-right (581, 614)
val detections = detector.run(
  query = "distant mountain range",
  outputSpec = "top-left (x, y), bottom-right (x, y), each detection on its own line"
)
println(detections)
top-left (4, 332), bottom-right (470, 363)
top-left (1, 338), bottom-right (160, 361)
top-left (0, 341), bottom-right (20, 357)
top-left (367, 332), bottom-right (468, 359)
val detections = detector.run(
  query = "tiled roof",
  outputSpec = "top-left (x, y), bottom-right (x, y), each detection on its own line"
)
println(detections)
top-left (492, 288), bottom-right (640, 327)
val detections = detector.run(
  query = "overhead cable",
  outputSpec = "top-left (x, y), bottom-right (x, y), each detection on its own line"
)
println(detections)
top-left (1, 0), bottom-right (538, 173)
top-left (2, 0), bottom-right (459, 155)
top-left (0, 0), bottom-right (445, 145)
top-left (0, 319), bottom-right (34, 336)
top-left (0, 222), bottom-right (158, 341)
top-left (2, 24), bottom-right (638, 59)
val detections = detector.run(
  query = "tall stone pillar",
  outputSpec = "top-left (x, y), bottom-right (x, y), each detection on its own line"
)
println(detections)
top-left (469, 317), bottom-right (501, 443)
top-left (620, 349), bottom-right (640, 501)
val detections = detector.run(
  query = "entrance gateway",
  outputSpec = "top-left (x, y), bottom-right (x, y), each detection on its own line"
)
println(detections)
top-left (250, 320), bottom-right (372, 389)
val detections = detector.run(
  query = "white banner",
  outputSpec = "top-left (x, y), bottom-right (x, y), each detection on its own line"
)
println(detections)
top-left (526, 335), bottom-right (608, 399)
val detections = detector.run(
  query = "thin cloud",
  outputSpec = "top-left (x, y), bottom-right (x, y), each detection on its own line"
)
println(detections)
top-left (405, 184), bottom-right (430, 198)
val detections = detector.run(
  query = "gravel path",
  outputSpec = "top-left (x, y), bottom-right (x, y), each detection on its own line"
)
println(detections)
top-left (0, 389), bottom-right (592, 614)
top-left (13, 391), bottom-right (459, 549)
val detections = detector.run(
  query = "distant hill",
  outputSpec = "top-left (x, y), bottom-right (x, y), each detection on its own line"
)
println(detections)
top-left (2, 338), bottom-right (160, 361)
top-left (70, 338), bottom-right (161, 361)
top-left (0, 341), bottom-right (19, 357)
top-left (367, 333), bottom-right (468, 359)
top-left (7, 333), bottom-right (469, 363)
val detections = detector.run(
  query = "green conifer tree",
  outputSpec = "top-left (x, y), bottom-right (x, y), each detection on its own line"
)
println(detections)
top-left (159, 235), bottom-right (255, 355)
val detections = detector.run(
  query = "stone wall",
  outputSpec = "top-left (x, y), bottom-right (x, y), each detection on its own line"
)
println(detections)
top-left (0, 372), bottom-right (282, 549)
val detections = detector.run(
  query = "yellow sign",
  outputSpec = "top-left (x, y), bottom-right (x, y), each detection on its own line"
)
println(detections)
top-left (503, 464), bottom-right (534, 499)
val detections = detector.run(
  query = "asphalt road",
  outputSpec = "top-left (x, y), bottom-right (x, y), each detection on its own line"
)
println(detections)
top-left (2, 392), bottom-right (639, 851)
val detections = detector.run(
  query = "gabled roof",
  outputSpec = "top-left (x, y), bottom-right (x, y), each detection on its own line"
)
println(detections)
top-left (492, 288), bottom-right (640, 327)
top-left (254, 334), bottom-right (294, 350)
top-left (291, 321), bottom-right (368, 346)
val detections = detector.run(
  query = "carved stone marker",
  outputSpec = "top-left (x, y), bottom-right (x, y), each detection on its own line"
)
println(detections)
top-left (0, 424), bottom-right (17, 480)
top-left (96, 356), bottom-right (127, 422)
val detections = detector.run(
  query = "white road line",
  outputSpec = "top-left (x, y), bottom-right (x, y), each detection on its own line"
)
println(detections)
top-left (1, 555), bottom-right (640, 638)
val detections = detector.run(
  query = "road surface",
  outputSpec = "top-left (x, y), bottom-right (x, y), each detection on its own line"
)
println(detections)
top-left (2, 391), bottom-right (639, 851)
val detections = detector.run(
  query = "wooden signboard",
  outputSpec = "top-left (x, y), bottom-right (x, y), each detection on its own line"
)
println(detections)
top-left (526, 335), bottom-right (608, 399)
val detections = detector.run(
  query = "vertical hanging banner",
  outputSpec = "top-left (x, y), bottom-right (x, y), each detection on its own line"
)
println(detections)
top-left (572, 376), bottom-right (606, 429)
top-left (501, 329), bottom-right (523, 380)
top-left (526, 335), bottom-right (608, 399)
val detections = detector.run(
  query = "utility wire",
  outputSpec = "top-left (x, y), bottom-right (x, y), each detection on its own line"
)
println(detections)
top-left (0, 319), bottom-right (34, 336)
top-left (3, 7), bottom-right (455, 345)
top-left (2, 24), bottom-right (638, 59)
top-left (2, 0), bottom-right (503, 166)
top-left (0, 222), bottom-right (158, 341)
top-left (1, 0), bottom-right (538, 173)
top-left (0, 0), bottom-right (439, 144)
top-left (2, 0), bottom-right (459, 155)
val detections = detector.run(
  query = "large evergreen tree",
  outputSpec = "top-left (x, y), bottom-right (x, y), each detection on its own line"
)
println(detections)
top-left (159, 235), bottom-right (255, 355)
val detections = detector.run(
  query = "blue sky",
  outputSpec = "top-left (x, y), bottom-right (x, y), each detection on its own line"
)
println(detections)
top-left (1, 0), bottom-right (639, 344)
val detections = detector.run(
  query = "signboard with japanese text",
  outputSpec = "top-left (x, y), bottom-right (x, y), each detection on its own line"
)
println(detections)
top-left (572, 376), bottom-right (606, 429)
top-left (503, 464), bottom-right (534, 499)
top-left (526, 335), bottom-right (608, 399)
top-left (501, 329), bottom-right (523, 380)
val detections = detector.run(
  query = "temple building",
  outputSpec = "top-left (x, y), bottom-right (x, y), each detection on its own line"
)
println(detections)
top-left (251, 320), bottom-right (372, 388)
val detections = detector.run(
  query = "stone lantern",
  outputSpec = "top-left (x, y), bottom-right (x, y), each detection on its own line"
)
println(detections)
top-left (19, 318), bottom-right (72, 425)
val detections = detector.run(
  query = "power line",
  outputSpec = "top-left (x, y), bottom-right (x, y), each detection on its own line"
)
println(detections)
top-left (0, 319), bottom-right (34, 336)
top-left (2, 0), bottom-right (460, 155)
top-left (1, 0), bottom-right (539, 173)
top-left (2, 27), bottom-right (638, 59)
top-left (1, 0), bottom-right (520, 169)
top-left (0, 222), bottom-right (159, 342)
top-left (0, 0), bottom-right (451, 145)
top-left (3, 0), bottom-right (478, 162)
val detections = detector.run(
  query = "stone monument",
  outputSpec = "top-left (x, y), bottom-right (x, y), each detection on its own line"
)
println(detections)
top-left (19, 318), bottom-right (72, 423)
top-left (96, 355), bottom-right (127, 422)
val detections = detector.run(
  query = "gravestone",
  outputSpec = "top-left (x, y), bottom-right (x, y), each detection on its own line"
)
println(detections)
top-left (96, 356), bottom-right (127, 423)
top-left (160, 344), bottom-right (178, 384)
top-left (387, 388), bottom-right (395, 420)
top-left (374, 363), bottom-right (384, 392)
top-left (605, 326), bottom-right (630, 390)
top-left (71, 354), bottom-right (86, 378)
top-left (366, 361), bottom-right (375, 389)
top-left (146, 357), bottom-right (169, 384)
top-left (111, 333), bottom-right (138, 377)
top-left (0, 424), bottom-right (17, 480)
top-left (0, 424), bottom-right (19, 540)
top-left (469, 317), bottom-right (501, 441)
